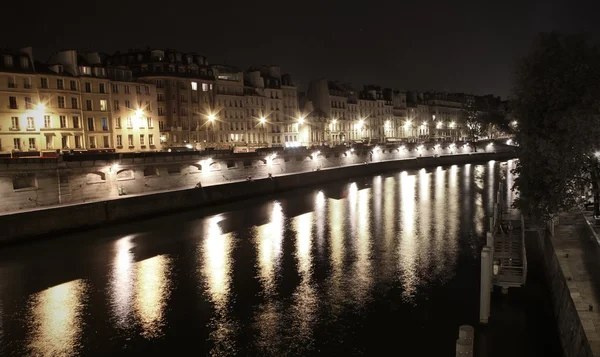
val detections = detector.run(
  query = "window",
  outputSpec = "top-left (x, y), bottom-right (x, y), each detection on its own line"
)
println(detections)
top-left (127, 117), bottom-right (132, 128)
top-left (128, 134), bottom-right (134, 147)
top-left (61, 136), bottom-right (68, 148)
top-left (99, 83), bottom-right (105, 93)
top-left (149, 134), bottom-right (154, 146)
top-left (86, 99), bottom-right (92, 111)
top-left (100, 99), bottom-right (107, 111)
top-left (179, 81), bottom-right (186, 89)
top-left (57, 79), bottom-right (64, 89)
top-left (27, 117), bottom-right (34, 130)
top-left (71, 97), bottom-right (78, 109)
top-left (124, 85), bottom-right (130, 94)
top-left (125, 100), bottom-right (131, 108)
top-left (28, 137), bottom-right (35, 149)
top-left (20, 57), bottom-right (29, 68)
top-left (156, 80), bottom-right (164, 88)
top-left (116, 135), bottom-right (124, 147)
top-left (46, 136), bottom-right (54, 149)
top-left (40, 78), bottom-right (48, 88)
top-left (87, 117), bottom-right (95, 131)
top-left (58, 96), bottom-right (65, 108)
top-left (85, 82), bottom-right (91, 92)
top-left (191, 81), bottom-right (198, 91)
top-left (8, 77), bottom-right (16, 88)
top-left (24, 77), bottom-right (31, 88)
top-left (113, 100), bottom-right (119, 110)
top-left (4, 56), bottom-right (13, 67)
top-left (172, 134), bottom-right (178, 143)
top-left (60, 115), bottom-right (67, 128)
top-left (75, 135), bottom-right (82, 148)
top-left (159, 121), bottom-right (164, 131)
top-left (158, 107), bottom-right (165, 115)
top-left (70, 80), bottom-right (77, 90)
top-left (140, 134), bottom-right (145, 145)
top-left (115, 117), bottom-right (121, 129)
top-left (180, 94), bottom-right (187, 102)
top-left (145, 101), bottom-right (151, 111)
top-left (44, 115), bottom-right (51, 128)
top-left (145, 85), bottom-right (150, 94)
top-left (11, 117), bottom-right (19, 129)
top-left (72, 116), bottom-right (80, 128)
top-left (111, 83), bottom-right (119, 93)
top-left (81, 66), bottom-right (91, 75)
top-left (25, 97), bottom-right (33, 109)
top-left (101, 117), bottom-right (108, 131)
top-left (103, 136), bottom-right (109, 148)
top-left (9, 96), bottom-right (17, 109)
top-left (147, 117), bottom-right (153, 128)
top-left (13, 138), bottom-right (21, 150)
top-left (89, 136), bottom-right (96, 148)
top-left (157, 93), bottom-right (164, 101)
top-left (136, 85), bottom-right (141, 94)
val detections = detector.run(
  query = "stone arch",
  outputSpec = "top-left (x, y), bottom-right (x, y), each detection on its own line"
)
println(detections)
top-left (116, 169), bottom-right (134, 180)
top-left (87, 171), bottom-right (107, 183)
top-left (187, 164), bottom-right (202, 174)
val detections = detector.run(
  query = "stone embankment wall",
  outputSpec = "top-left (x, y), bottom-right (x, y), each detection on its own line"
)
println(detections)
top-left (0, 142), bottom-right (506, 213)
top-left (527, 218), bottom-right (595, 357)
top-left (0, 148), bottom-right (515, 244)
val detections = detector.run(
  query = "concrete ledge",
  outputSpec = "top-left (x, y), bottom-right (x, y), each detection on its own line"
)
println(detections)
top-left (0, 151), bottom-right (516, 245)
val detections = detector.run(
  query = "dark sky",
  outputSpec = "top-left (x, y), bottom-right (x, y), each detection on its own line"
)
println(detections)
top-left (3, 0), bottom-right (600, 98)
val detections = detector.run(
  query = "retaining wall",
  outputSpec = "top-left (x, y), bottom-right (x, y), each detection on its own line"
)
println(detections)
top-left (527, 227), bottom-right (594, 357)
top-left (0, 151), bottom-right (516, 244)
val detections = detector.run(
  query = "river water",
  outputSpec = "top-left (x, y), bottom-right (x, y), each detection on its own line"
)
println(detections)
top-left (0, 160), bottom-right (561, 356)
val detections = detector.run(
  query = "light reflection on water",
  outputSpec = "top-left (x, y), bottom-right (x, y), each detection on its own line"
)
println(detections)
top-left (26, 280), bottom-right (87, 357)
top-left (0, 161), bottom-right (550, 357)
top-left (201, 214), bottom-right (237, 356)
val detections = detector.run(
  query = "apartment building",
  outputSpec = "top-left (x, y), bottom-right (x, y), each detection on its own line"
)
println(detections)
top-left (105, 49), bottom-right (214, 148)
top-left (107, 67), bottom-right (160, 152)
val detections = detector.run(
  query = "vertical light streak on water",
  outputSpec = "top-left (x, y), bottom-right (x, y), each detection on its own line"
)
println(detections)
top-left (291, 212), bottom-right (317, 348)
top-left (352, 187), bottom-right (373, 305)
top-left (327, 197), bottom-right (346, 312)
top-left (314, 191), bottom-right (326, 253)
top-left (200, 214), bottom-right (237, 355)
top-left (418, 169), bottom-right (431, 270)
top-left (26, 280), bottom-right (87, 357)
top-left (135, 255), bottom-right (171, 339)
top-left (381, 176), bottom-right (397, 281)
top-left (373, 175), bottom-right (383, 239)
top-left (399, 171), bottom-right (417, 301)
top-left (445, 165), bottom-right (460, 274)
top-left (254, 202), bottom-right (285, 354)
top-left (487, 160), bottom-right (496, 213)
top-left (109, 235), bottom-right (135, 330)
top-left (474, 165), bottom-right (485, 236)
top-left (432, 167), bottom-right (447, 278)
top-left (506, 159), bottom-right (516, 207)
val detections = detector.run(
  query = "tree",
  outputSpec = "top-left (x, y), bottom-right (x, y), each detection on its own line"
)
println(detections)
top-left (511, 32), bottom-right (600, 222)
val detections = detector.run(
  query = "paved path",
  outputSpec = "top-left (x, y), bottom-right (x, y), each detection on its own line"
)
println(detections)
top-left (554, 212), bottom-right (600, 355)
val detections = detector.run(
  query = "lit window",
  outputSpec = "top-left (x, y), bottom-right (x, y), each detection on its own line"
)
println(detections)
top-left (191, 82), bottom-right (198, 91)
top-left (100, 99), bottom-right (107, 111)
top-left (202, 83), bottom-right (209, 91)
top-left (128, 134), bottom-right (134, 147)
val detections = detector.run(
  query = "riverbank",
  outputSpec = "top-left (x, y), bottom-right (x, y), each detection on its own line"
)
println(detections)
top-left (0, 150), bottom-right (516, 244)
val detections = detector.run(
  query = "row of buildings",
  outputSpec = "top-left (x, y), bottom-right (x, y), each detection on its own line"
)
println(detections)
top-left (0, 46), bottom-right (504, 154)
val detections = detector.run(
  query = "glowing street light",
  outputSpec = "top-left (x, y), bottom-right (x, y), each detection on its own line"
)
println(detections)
top-left (37, 103), bottom-right (46, 111)
top-left (135, 109), bottom-right (143, 118)
top-left (450, 121), bottom-right (456, 129)
top-left (298, 117), bottom-right (305, 125)
top-left (436, 122), bottom-right (443, 129)
top-left (259, 117), bottom-right (266, 124)
top-left (208, 113), bottom-right (216, 122)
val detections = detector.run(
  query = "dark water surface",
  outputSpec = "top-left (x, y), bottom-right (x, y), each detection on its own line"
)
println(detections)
top-left (0, 160), bottom-right (561, 356)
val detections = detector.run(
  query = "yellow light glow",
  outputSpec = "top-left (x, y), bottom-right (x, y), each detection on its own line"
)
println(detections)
top-left (450, 121), bottom-right (456, 129)
top-left (37, 103), bottom-right (46, 112)
top-left (135, 255), bottom-right (171, 339)
top-left (109, 236), bottom-right (135, 329)
top-left (298, 117), bottom-right (305, 124)
top-left (259, 117), bottom-right (266, 124)
top-left (27, 280), bottom-right (87, 357)
top-left (208, 114), bottom-right (216, 121)
top-left (135, 109), bottom-right (143, 118)
top-left (332, 119), bottom-right (337, 124)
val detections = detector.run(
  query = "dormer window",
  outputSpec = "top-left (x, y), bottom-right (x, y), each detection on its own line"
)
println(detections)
top-left (175, 53), bottom-right (182, 62)
top-left (3, 56), bottom-right (13, 67)
top-left (137, 54), bottom-right (143, 61)
top-left (186, 55), bottom-right (192, 64)
top-left (151, 50), bottom-right (164, 61)
top-left (80, 66), bottom-right (91, 75)
top-left (20, 57), bottom-right (29, 68)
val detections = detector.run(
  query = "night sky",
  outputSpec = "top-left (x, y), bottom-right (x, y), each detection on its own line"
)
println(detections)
top-left (4, 0), bottom-right (600, 97)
